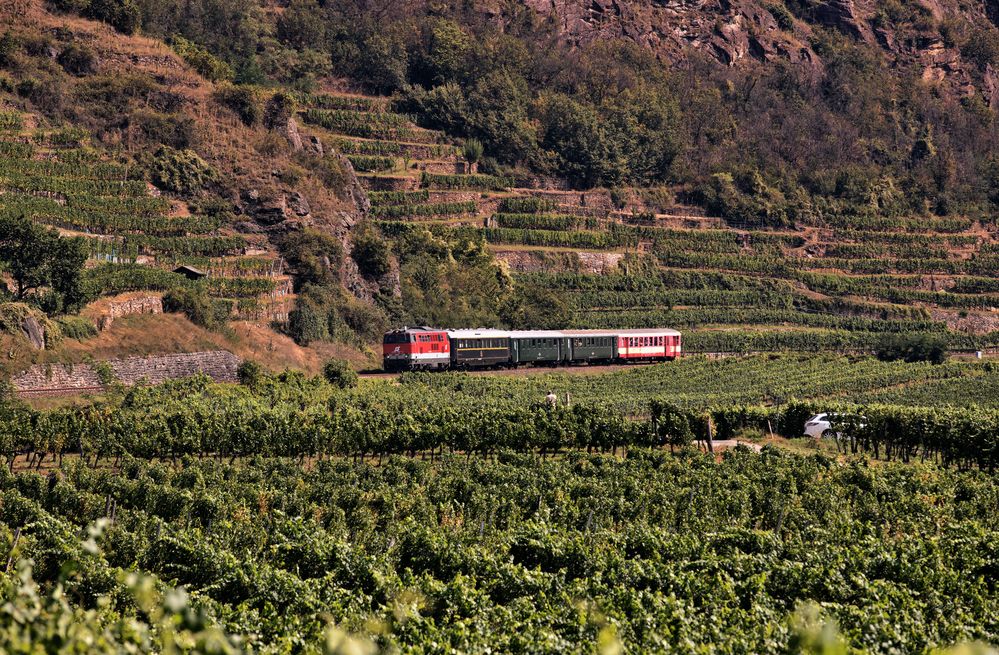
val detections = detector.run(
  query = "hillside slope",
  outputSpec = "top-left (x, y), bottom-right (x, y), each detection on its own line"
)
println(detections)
top-left (1, 0), bottom-right (999, 377)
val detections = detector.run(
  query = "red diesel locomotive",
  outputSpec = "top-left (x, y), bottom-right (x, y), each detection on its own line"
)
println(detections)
top-left (383, 327), bottom-right (451, 372)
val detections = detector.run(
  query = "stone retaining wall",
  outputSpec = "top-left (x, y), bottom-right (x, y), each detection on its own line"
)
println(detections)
top-left (97, 295), bottom-right (163, 331)
top-left (13, 350), bottom-right (242, 397)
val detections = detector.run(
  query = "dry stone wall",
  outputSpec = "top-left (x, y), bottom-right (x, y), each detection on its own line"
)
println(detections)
top-left (97, 295), bottom-right (163, 331)
top-left (13, 351), bottom-right (242, 397)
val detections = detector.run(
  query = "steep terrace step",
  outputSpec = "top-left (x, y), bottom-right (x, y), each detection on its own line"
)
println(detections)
top-left (357, 174), bottom-right (419, 192)
top-left (331, 136), bottom-right (459, 160)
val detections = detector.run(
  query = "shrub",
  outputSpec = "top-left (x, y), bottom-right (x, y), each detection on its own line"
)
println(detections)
top-left (237, 359), bottom-right (264, 386)
top-left (171, 35), bottom-right (233, 82)
top-left (85, 0), bottom-right (141, 35)
top-left (357, 33), bottom-right (408, 94)
top-left (148, 145), bottom-right (217, 195)
top-left (212, 83), bottom-right (261, 126)
top-left (766, 3), bottom-right (794, 31)
top-left (0, 32), bottom-right (16, 68)
top-left (323, 359), bottom-right (358, 389)
top-left (57, 43), bottom-right (97, 76)
top-left (287, 296), bottom-right (328, 345)
top-left (280, 229), bottom-right (344, 289)
top-left (129, 110), bottom-right (196, 149)
top-left (609, 187), bottom-right (628, 210)
top-left (54, 315), bottom-right (98, 340)
top-left (962, 27), bottom-right (999, 70)
top-left (462, 138), bottom-right (484, 164)
top-left (162, 287), bottom-right (230, 330)
top-left (350, 224), bottom-right (392, 280)
top-left (263, 92), bottom-right (296, 130)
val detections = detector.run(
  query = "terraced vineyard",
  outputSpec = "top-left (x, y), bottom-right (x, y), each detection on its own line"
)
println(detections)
top-left (289, 91), bottom-right (999, 353)
top-left (0, 115), bottom-right (293, 321)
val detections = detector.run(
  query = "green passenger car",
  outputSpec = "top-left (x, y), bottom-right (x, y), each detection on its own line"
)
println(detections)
top-left (509, 331), bottom-right (570, 365)
top-left (562, 330), bottom-right (616, 363)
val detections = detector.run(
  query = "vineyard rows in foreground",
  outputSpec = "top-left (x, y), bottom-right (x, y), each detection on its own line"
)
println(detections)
top-left (2, 445), bottom-right (999, 653)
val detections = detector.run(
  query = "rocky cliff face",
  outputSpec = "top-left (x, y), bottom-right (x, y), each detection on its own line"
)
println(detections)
top-left (511, 0), bottom-right (999, 104)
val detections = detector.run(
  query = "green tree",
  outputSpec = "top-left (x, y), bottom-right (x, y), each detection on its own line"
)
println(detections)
top-left (85, 0), bottom-right (141, 34)
top-left (280, 229), bottom-right (344, 289)
top-left (536, 93), bottom-right (625, 188)
top-left (351, 224), bottom-right (392, 280)
top-left (876, 333), bottom-right (947, 364)
top-left (413, 19), bottom-right (472, 86)
top-left (276, 0), bottom-right (327, 51)
top-left (0, 215), bottom-right (88, 312)
top-left (357, 32), bottom-right (409, 94)
top-left (171, 35), bottom-right (234, 82)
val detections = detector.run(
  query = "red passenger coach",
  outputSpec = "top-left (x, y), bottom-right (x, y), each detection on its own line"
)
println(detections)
top-left (615, 329), bottom-right (682, 361)
top-left (383, 326), bottom-right (451, 371)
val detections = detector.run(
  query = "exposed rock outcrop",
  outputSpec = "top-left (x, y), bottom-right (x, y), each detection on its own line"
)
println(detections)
top-left (20, 317), bottom-right (45, 350)
top-left (507, 0), bottom-right (996, 104)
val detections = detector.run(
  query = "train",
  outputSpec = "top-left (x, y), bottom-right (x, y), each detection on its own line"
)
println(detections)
top-left (383, 327), bottom-right (682, 372)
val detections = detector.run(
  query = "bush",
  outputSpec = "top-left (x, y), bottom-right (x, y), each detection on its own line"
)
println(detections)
top-left (357, 33), bottom-right (408, 94)
top-left (962, 28), bottom-right (999, 70)
top-left (279, 229), bottom-right (344, 289)
top-left (54, 315), bottom-right (98, 340)
top-left (462, 138), bottom-right (484, 164)
top-left (57, 43), bottom-right (97, 76)
top-left (0, 33), bottom-right (16, 68)
top-left (85, 0), bottom-right (141, 35)
top-left (287, 296), bottom-right (328, 345)
top-left (876, 333), bottom-right (947, 364)
top-left (162, 287), bottom-right (230, 330)
top-left (263, 92), bottom-right (296, 130)
top-left (129, 110), bottom-right (196, 149)
top-left (323, 359), bottom-right (358, 389)
top-left (237, 359), bottom-right (264, 386)
top-left (212, 83), bottom-right (261, 126)
top-left (350, 224), bottom-right (392, 280)
top-left (766, 3), bottom-right (794, 31)
top-left (171, 35), bottom-right (233, 82)
top-left (148, 145), bottom-right (217, 195)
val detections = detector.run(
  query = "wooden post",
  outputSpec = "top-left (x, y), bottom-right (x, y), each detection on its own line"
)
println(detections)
top-left (706, 415), bottom-right (714, 454)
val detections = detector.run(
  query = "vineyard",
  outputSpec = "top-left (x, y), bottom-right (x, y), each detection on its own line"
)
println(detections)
top-left (282, 89), bottom-right (999, 353)
top-left (0, 113), bottom-right (293, 322)
top-left (4, 361), bottom-right (999, 652)
top-left (8, 4), bottom-right (999, 652)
